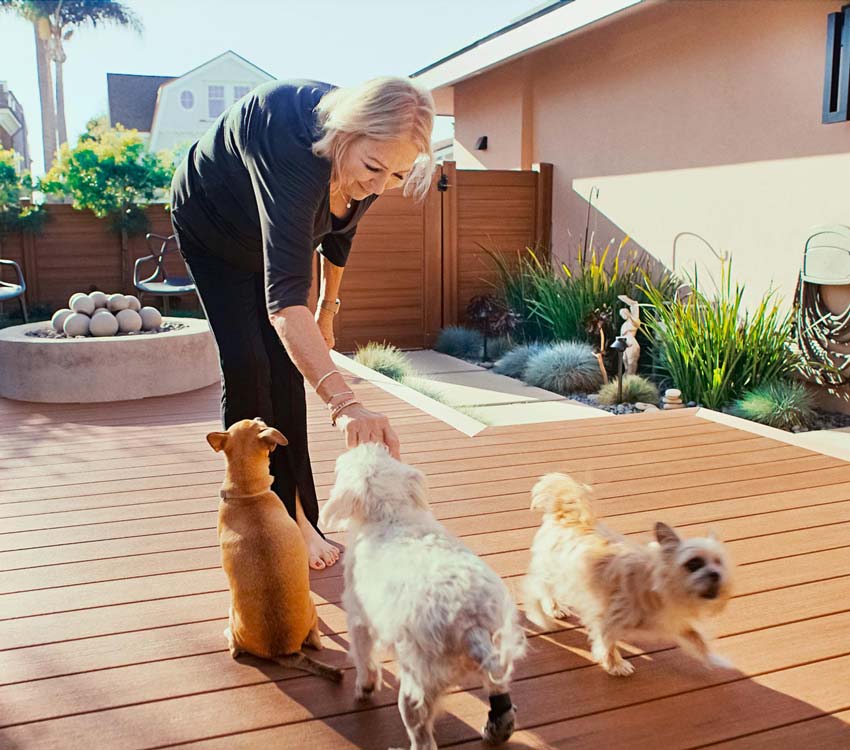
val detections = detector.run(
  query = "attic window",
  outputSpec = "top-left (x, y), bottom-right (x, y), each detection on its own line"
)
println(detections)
top-left (180, 90), bottom-right (194, 110)
top-left (823, 3), bottom-right (850, 123)
top-left (208, 85), bottom-right (226, 118)
top-left (234, 85), bottom-right (251, 102)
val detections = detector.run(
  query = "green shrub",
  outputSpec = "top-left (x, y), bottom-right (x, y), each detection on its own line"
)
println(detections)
top-left (435, 325), bottom-right (483, 360)
top-left (485, 336), bottom-right (512, 362)
top-left (488, 244), bottom-right (676, 353)
top-left (642, 263), bottom-right (800, 410)
top-left (524, 341), bottom-right (603, 395)
top-left (493, 342), bottom-right (545, 378)
top-left (353, 342), bottom-right (412, 381)
top-left (597, 375), bottom-right (660, 405)
top-left (731, 380), bottom-right (815, 430)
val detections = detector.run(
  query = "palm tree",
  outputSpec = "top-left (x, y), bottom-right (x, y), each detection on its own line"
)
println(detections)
top-left (0, 0), bottom-right (142, 170)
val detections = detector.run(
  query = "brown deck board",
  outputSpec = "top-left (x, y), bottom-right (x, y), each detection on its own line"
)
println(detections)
top-left (1, 381), bottom-right (849, 749)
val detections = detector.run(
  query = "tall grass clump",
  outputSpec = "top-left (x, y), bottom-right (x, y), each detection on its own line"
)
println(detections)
top-left (488, 242), bottom-right (676, 349)
top-left (731, 380), bottom-right (815, 431)
top-left (493, 342), bottom-right (546, 378)
top-left (435, 326), bottom-right (483, 360)
top-left (597, 375), bottom-right (660, 405)
top-left (353, 342), bottom-right (413, 381)
top-left (524, 341), bottom-right (603, 395)
top-left (642, 264), bottom-right (800, 410)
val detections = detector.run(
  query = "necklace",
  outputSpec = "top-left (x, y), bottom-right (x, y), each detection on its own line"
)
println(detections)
top-left (332, 184), bottom-right (352, 210)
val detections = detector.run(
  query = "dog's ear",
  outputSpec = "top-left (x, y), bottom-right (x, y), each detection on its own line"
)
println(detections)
top-left (258, 427), bottom-right (288, 451)
top-left (319, 483), bottom-right (360, 531)
top-left (707, 528), bottom-right (720, 541)
top-left (404, 466), bottom-right (430, 512)
top-left (206, 432), bottom-right (229, 453)
top-left (655, 522), bottom-right (682, 551)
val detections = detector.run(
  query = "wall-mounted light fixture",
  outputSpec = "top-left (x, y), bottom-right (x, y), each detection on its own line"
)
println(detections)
top-left (475, 136), bottom-right (488, 150)
top-left (823, 3), bottom-right (850, 123)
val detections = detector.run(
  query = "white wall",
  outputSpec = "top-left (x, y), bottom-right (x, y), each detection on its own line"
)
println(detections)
top-left (149, 54), bottom-right (272, 153)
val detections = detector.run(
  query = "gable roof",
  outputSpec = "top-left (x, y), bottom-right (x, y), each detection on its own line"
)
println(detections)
top-left (107, 73), bottom-right (175, 131)
top-left (411, 0), bottom-right (643, 91)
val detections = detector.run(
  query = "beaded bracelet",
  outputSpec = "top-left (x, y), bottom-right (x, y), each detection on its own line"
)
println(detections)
top-left (326, 390), bottom-right (355, 408)
top-left (330, 398), bottom-right (361, 427)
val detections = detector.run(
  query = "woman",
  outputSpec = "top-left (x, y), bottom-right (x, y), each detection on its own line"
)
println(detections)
top-left (170, 77), bottom-right (435, 569)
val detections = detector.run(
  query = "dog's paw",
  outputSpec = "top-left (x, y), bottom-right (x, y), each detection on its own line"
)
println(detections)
top-left (706, 653), bottom-right (734, 670)
top-left (482, 705), bottom-right (516, 746)
top-left (603, 659), bottom-right (635, 677)
top-left (354, 667), bottom-right (379, 701)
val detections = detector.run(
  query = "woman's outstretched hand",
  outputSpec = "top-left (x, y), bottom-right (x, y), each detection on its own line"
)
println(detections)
top-left (335, 403), bottom-right (400, 459)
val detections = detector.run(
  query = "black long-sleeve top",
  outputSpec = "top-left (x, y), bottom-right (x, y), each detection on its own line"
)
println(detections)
top-left (170, 79), bottom-right (378, 314)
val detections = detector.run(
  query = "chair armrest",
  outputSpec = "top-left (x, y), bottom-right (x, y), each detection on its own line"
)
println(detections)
top-left (0, 259), bottom-right (26, 292)
top-left (133, 254), bottom-right (160, 287)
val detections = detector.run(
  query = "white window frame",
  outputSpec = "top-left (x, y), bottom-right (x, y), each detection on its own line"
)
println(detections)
top-left (233, 84), bottom-right (251, 103)
top-left (208, 85), bottom-right (226, 118)
top-left (179, 90), bottom-right (195, 110)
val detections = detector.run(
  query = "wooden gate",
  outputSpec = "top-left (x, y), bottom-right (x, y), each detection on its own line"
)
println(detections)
top-left (334, 161), bottom-right (552, 351)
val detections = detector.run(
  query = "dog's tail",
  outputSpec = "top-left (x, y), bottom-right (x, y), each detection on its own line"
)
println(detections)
top-left (274, 652), bottom-right (344, 682)
top-left (529, 472), bottom-right (595, 530)
top-left (466, 599), bottom-right (527, 686)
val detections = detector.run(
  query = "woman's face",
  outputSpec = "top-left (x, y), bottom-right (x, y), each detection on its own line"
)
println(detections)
top-left (337, 137), bottom-right (421, 200)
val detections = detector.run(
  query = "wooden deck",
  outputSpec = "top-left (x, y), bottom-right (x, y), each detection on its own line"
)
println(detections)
top-left (2, 376), bottom-right (850, 749)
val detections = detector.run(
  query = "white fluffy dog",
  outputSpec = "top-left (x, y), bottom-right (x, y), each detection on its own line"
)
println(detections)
top-left (523, 473), bottom-right (733, 677)
top-left (320, 444), bottom-right (526, 750)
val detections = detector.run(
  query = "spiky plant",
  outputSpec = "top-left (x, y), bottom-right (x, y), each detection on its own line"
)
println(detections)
top-left (493, 342), bottom-right (545, 378)
top-left (731, 380), bottom-right (815, 430)
top-left (401, 376), bottom-right (447, 404)
top-left (597, 375), bottom-right (660, 405)
top-left (524, 341), bottom-right (603, 395)
top-left (353, 342), bottom-right (413, 381)
top-left (435, 326), bottom-right (483, 360)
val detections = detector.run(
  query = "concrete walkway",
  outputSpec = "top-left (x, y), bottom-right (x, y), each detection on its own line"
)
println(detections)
top-left (402, 350), bottom-right (610, 426)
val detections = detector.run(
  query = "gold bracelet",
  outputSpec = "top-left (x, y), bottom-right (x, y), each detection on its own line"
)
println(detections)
top-left (319, 298), bottom-right (341, 315)
top-left (326, 390), bottom-right (355, 408)
top-left (331, 398), bottom-right (361, 426)
top-left (315, 369), bottom-right (340, 391)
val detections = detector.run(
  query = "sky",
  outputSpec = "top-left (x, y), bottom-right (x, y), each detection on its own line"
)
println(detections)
top-left (0, 0), bottom-right (542, 174)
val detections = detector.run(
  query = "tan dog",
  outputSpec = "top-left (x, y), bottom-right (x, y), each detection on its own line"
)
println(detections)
top-left (207, 418), bottom-right (341, 681)
top-left (523, 473), bottom-right (734, 677)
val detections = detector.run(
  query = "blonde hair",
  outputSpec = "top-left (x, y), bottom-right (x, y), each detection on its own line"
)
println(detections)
top-left (313, 77), bottom-right (435, 202)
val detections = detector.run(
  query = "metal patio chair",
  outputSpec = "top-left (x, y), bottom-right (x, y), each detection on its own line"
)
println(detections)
top-left (134, 233), bottom-right (195, 314)
top-left (0, 257), bottom-right (28, 323)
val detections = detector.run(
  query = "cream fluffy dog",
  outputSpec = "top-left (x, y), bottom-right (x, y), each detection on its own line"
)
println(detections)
top-left (523, 473), bottom-right (733, 677)
top-left (320, 444), bottom-right (526, 750)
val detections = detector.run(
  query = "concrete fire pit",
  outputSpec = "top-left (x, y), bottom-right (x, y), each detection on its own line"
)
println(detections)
top-left (0, 318), bottom-right (220, 403)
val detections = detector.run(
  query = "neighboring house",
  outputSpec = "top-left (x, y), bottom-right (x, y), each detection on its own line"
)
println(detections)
top-left (108, 50), bottom-right (274, 153)
top-left (0, 81), bottom-right (30, 172)
top-left (414, 0), bottom-right (850, 311)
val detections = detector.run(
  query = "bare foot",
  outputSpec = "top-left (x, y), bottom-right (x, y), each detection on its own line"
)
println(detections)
top-left (295, 495), bottom-right (340, 570)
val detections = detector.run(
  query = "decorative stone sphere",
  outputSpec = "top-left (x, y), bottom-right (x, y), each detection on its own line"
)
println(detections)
top-left (125, 295), bottom-right (141, 312)
top-left (51, 308), bottom-right (73, 332)
top-left (92, 307), bottom-right (113, 317)
top-left (89, 291), bottom-right (108, 309)
top-left (139, 306), bottom-right (162, 331)
top-left (68, 292), bottom-right (86, 308)
top-left (107, 293), bottom-right (129, 312)
top-left (63, 312), bottom-right (91, 337)
top-left (89, 311), bottom-right (119, 337)
top-left (71, 294), bottom-right (96, 316)
top-left (116, 308), bottom-right (142, 333)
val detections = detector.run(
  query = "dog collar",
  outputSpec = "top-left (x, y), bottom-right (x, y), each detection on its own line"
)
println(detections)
top-left (219, 484), bottom-right (273, 500)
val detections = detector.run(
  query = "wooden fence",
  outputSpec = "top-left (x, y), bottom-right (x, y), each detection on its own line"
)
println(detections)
top-left (0, 162), bottom-right (552, 350)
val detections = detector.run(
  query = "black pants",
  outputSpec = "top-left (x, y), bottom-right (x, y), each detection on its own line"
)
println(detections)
top-left (174, 231), bottom-right (320, 530)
